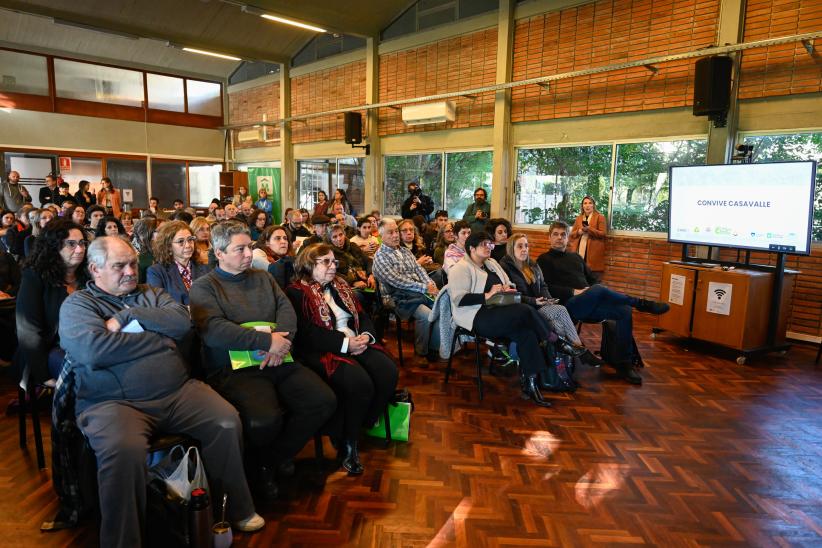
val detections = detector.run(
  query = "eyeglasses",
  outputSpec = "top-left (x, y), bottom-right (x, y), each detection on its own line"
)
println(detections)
top-left (172, 236), bottom-right (197, 246)
top-left (63, 239), bottom-right (88, 250)
top-left (481, 241), bottom-right (495, 249)
top-left (315, 258), bottom-right (339, 268)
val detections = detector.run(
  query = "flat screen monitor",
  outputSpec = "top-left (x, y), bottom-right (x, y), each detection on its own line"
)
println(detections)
top-left (668, 161), bottom-right (816, 255)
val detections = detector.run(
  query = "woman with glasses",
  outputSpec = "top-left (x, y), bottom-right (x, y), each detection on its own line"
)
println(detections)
top-left (94, 215), bottom-right (127, 239)
top-left (432, 222), bottom-right (456, 265)
top-left (16, 218), bottom-right (89, 383)
top-left (442, 220), bottom-right (472, 273)
top-left (147, 221), bottom-right (211, 305)
top-left (190, 216), bottom-right (213, 266)
top-left (249, 208), bottom-right (269, 241)
top-left (448, 232), bottom-right (556, 407)
top-left (286, 243), bottom-right (398, 475)
top-left (251, 225), bottom-right (295, 290)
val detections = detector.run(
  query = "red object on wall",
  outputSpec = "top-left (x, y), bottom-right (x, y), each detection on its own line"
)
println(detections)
top-left (59, 156), bottom-right (72, 172)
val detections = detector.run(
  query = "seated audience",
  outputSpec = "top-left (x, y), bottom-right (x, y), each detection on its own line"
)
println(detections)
top-left (86, 205), bottom-right (106, 239)
top-left (65, 205), bottom-right (85, 227)
top-left (6, 206), bottom-right (33, 258)
top-left (351, 216), bottom-right (380, 258)
top-left (95, 215), bottom-right (127, 239)
top-left (17, 219), bottom-right (89, 384)
top-left (301, 214), bottom-right (331, 249)
top-left (119, 211), bottom-right (134, 237)
top-left (224, 203), bottom-right (242, 222)
top-left (443, 220), bottom-right (472, 273)
top-left (252, 225), bottom-right (295, 290)
top-left (250, 208), bottom-right (269, 241)
top-left (331, 201), bottom-right (357, 231)
top-left (432, 222), bottom-right (455, 265)
top-left (283, 209), bottom-right (311, 243)
top-left (0, 244), bottom-right (19, 364)
top-left (55, 182), bottom-right (71, 207)
top-left (189, 220), bottom-right (336, 499)
top-left (373, 219), bottom-right (440, 360)
top-left (60, 236), bottom-right (264, 546)
top-left (172, 199), bottom-right (184, 211)
top-left (299, 208), bottom-right (311, 227)
top-left (425, 210), bottom-right (449, 255)
top-left (286, 244), bottom-right (398, 475)
top-left (147, 221), bottom-right (210, 305)
top-left (60, 199), bottom-right (76, 215)
top-left (23, 208), bottom-right (55, 257)
top-left (398, 218), bottom-right (438, 272)
top-left (232, 186), bottom-right (252, 208)
top-left (0, 210), bottom-right (16, 248)
top-left (132, 217), bottom-right (158, 284)
top-left (500, 233), bottom-right (602, 366)
top-left (449, 232), bottom-right (555, 407)
top-left (190, 216), bottom-right (213, 265)
top-left (537, 221), bottom-right (669, 385)
top-left (488, 218), bottom-right (512, 262)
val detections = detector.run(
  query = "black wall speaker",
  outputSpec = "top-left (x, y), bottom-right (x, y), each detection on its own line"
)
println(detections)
top-left (693, 56), bottom-right (733, 117)
top-left (344, 112), bottom-right (362, 144)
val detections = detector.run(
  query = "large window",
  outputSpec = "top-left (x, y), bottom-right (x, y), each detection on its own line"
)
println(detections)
top-left (383, 151), bottom-right (492, 218)
top-left (0, 50), bottom-right (49, 95)
top-left (189, 164), bottom-right (223, 207)
top-left (54, 59), bottom-right (144, 107)
top-left (297, 158), bottom-right (366, 216)
top-left (611, 140), bottom-right (707, 231)
top-left (742, 132), bottom-right (822, 241)
top-left (515, 146), bottom-right (612, 225)
top-left (150, 161), bottom-right (187, 207)
top-left (515, 139), bottom-right (707, 230)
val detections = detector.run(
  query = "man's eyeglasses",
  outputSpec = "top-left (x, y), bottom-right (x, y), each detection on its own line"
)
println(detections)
top-left (481, 241), bottom-right (495, 249)
top-left (315, 258), bottom-right (339, 268)
top-left (63, 239), bottom-right (88, 250)
top-left (172, 237), bottom-right (197, 246)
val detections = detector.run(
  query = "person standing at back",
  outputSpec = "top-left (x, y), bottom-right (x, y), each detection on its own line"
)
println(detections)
top-left (401, 181), bottom-right (434, 222)
top-left (39, 174), bottom-right (61, 207)
top-left (567, 196), bottom-right (607, 274)
top-left (96, 177), bottom-right (122, 218)
top-left (462, 187), bottom-right (490, 234)
top-left (2, 170), bottom-right (32, 212)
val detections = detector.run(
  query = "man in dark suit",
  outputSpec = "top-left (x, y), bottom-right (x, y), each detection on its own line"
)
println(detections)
top-left (39, 174), bottom-right (61, 206)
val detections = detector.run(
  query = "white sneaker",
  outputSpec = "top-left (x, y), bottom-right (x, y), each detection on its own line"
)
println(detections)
top-left (234, 512), bottom-right (265, 532)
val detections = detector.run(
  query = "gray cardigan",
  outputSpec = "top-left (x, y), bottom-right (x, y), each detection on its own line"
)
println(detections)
top-left (447, 256), bottom-right (512, 330)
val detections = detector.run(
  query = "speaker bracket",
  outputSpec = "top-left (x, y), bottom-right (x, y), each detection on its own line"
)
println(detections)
top-left (643, 64), bottom-right (659, 74)
top-left (536, 82), bottom-right (550, 92)
top-left (802, 39), bottom-right (815, 55)
top-left (350, 143), bottom-right (370, 156)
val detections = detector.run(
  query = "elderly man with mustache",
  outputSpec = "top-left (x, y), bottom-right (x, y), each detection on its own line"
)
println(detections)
top-left (59, 236), bottom-right (264, 547)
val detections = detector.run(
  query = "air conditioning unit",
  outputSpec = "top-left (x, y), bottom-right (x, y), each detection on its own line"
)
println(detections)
top-left (401, 101), bottom-right (456, 126)
top-left (236, 127), bottom-right (265, 143)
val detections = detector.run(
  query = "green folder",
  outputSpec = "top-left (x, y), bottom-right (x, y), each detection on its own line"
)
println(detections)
top-left (229, 321), bottom-right (293, 370)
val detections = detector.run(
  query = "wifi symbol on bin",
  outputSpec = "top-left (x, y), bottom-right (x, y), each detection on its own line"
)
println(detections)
top-left (713, 288), bottom-right (727, 300)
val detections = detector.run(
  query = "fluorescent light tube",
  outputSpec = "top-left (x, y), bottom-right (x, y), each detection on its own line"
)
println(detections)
top-left (260, 14), bottom-right (325, 33)
top-left (182, 47), bottom-right (241, 61)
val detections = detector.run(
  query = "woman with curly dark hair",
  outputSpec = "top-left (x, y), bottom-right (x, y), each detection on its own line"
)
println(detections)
top-left (132, 217), bottom-right (157, 284)
top-left (251, 224), bottom-right (295, 290)
top-left (16, 218), bottom-right (89, 383)
top-left (94, 215), bottom-right (126, 239)
top-left (146, 220), bottom-right (211, 305)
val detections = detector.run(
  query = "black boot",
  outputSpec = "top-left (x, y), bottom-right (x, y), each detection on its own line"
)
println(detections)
top-left (617, 363), bottom-right (643, 385)
top-left (557, 338), bottom-right (586, 357)
top-left (634, 299), bottom-right (670, 315)
top-left (257, 465), bottom-right (279, 501)
top-left (579, 349), bottom-right (603, 367)
top-left (520, 374), bottom-right (552, 407)
top-left (341, 440), bottom-right (364, 475)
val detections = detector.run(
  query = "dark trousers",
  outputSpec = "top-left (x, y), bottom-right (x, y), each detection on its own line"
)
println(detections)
top-left (565, 284), bottom-right (634, 362)
top-left (472, 303), bottom-right (553, 376)
top-left (305, 347), bottom-right (398, 442)
top-left (210, 363), bottom-right (336, 463)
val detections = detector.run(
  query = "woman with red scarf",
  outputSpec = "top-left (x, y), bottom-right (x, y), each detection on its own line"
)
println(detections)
top-left (286, 243), bottom-right (398, 475)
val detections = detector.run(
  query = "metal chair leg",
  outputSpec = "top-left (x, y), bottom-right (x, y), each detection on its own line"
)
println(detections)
top-left (18, 384), bottom-right (27, 449)
top-left (395, 314), bottom-right (404, 368)
top-left (383, 408), bottom-right (392, 448)
top-left (475, 337), bottom-right (484, 400)
top-left (444, 330), bottom-right (460, 384)
top-left (29, 384), bottom-right (46, 469)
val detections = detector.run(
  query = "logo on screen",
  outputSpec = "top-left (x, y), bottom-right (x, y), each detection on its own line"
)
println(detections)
top-left (713, 288), bottom-right (727, 300)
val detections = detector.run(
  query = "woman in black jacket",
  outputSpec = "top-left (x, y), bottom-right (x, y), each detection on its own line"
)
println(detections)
top-left (16, 218), bottom-right (89, 383)
top-left (286, 243), bottom-right (397, 475)
top-left (499, 233), bottom-right (601, 366)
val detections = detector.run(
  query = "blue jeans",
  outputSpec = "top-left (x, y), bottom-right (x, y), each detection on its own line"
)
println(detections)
top-left (564, 285), bottom-right (634, 362)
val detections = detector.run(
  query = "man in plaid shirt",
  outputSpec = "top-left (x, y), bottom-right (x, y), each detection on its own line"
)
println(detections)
top-left (373, 218), bottom-right (440, 359)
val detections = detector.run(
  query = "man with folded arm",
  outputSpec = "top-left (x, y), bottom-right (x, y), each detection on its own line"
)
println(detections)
top-left (189, 220), bottom-right (336, 499)
top-left (59, 236), bottom-right (263, 548)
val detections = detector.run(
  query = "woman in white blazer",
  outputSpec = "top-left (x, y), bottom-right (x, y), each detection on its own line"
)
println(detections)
top-left (447, 231), bottom-right (555, 407)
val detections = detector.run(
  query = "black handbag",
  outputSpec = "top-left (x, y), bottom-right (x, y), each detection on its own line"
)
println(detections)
top-left (485, 292), bottom-right (521, 307)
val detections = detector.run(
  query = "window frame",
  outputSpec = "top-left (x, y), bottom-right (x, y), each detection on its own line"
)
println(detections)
top-left (512, 134), bottom-right (709, 238)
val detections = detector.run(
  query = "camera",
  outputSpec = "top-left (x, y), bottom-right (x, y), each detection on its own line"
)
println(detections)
top-left (411, 187), bottom-right (422, 196)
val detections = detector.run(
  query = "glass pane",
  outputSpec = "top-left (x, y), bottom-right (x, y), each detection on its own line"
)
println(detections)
top-left (186, 80), bottom-right (221, 116)
top-left (189, 163), bottom-right (222, 207)
top-left (384, 154), bottom-right (443, 217)
top-left (743, 133), bottom-right (822, 241)
top-left (60, 158), bottom-right (103, 196)
top-left (150, 161), bottom-right (187, 208)
top-left (515, 146), bottom-right (612, 225)
top-left (336, 158), bottom-right (365, 216)
top-left (445, 151), bottom-right (493, 217)
top-left (54, 59), bottom-right (144, 107)
top-left (105, 159), bottom-right (148, 210)
top-left (612, 140), bottom-right (707, 232)
top-left (147, 73), bottom-right (185, 112)
top-left (0, 50), bottom-right (49, 95)
top-left (297, 159), bottom-right (333, 213)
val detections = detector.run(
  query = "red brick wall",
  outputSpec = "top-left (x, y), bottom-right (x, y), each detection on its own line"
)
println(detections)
top-left (227, 81), bottom-right (280, 149)
top-left (520, 228), bottom-right (821, 339)
top-left (290, 60), bottom-right (367, 144)
top-left (511, 0), bottom-right (720, 122)
top-left (739, 0), bottom-right (822, 99)
top-left (378, 28), bottom-right (497, 136)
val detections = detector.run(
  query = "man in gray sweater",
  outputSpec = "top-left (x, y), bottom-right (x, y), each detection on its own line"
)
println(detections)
top-left (59, 236), bottom-right (263, 548)
top-left (1, 170), bottom-right (32, 212)
top-left (189, 220), bottom-right (336, 499)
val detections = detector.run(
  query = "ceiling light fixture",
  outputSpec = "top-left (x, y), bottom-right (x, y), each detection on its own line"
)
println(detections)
top-left (181, 47), bottom-right (242, 61)
top-left (259, 13), bottom-right (326, 33)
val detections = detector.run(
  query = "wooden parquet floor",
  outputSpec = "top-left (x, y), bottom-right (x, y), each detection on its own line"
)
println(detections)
top-left (2, 315), bottom-right (822, 547)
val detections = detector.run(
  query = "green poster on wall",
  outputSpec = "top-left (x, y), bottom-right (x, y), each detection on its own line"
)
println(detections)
top-left (247, 167), bottom-right (282, 223)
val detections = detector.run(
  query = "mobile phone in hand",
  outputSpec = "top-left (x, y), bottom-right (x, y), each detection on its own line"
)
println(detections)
top-left (582, 220), bottom-right (589, 227)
